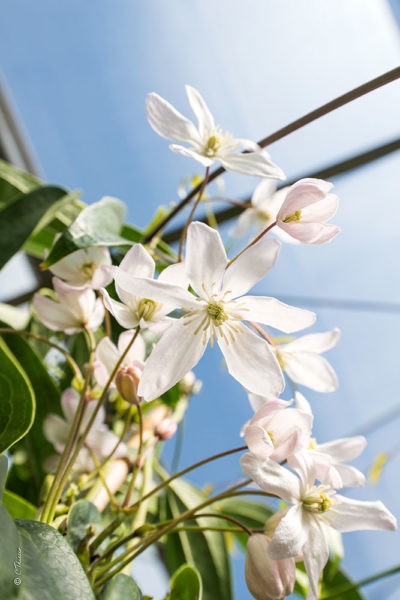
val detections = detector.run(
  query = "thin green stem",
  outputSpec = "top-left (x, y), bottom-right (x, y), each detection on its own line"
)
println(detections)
top-left (122, 402), bottom-right (144, 507)
top-left (320, 564), bottom-right (400, 599)
top-left (227, 221), bottom-right (277, 268)
top-left (0, 327), bottom-right (82, 380)
top-left (178, 166), bottom-right (210, 261)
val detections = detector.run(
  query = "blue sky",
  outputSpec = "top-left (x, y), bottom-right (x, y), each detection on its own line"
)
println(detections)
top-left (1, 1), bottom-right (400, 598)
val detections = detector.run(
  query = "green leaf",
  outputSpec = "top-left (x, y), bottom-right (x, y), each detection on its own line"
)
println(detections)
top-left (161, 477), bottom-right (232, 600)
top-left (67, 501), bottom-right (103, 553)
top-left (3, 490), bottom-right (36, 520)
top-left (99, 573), bottom-right (143, 600)
top-left (0, 457), bottom-right (95, 600)
top-left (1, 329), bottom-right (60, 495)
top-left (0, 160), bottom-right (40, 195)
top-left (0, 338), bottom-right (35, 453)
top-left (0, 185), bottom-right (67, 269)
top-left (319, 559), bottom-right (365, 599)
top-left (215, 498), bottom-right (273, 549)
top-left (42, 196), bottom-right (128, 268)
top-left (168, 564), bottom-right (202, 600)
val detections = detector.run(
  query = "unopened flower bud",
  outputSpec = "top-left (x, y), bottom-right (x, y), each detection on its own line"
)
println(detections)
top-left (155, 418), bottom-right (177, 440)
top-left (245, 534), bottom-right (295, 600)
top-left (116, 366), bottom-right (141, 404)
top-left (180, 371), bottom-right (202, 395)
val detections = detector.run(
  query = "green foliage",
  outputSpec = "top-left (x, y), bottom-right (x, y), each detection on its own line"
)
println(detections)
top-left (67, 500), bottom-right (103, 565)
top-left (0, 455), bottom-right (95, 599)
top-left (98, 573), bottom-right (143, 600)
top-left (215, 497), bottom-right (273, 549)
top-left (161, 477), bottom-right (232, 600)
top-left (167, 564), bottom-right (203, 600)
top-left (0, 185), bottom-right (67, 269)
top-left (3, 490), bottom-right (36, 520)
top-left (42, 196), bottom-right (129, 268)
top-left (0, 338), bottom-right (35, 454)
top-left (319, 559), bottom-right (365, 599)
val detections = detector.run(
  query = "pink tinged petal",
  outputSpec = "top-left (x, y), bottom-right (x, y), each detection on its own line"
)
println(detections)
top-left (137, 316), bottom-right (209, 402)
top-left (91, 265), bottom-right (113, 289)
top-left (223, 237), bottom-right (280, 298)
top-left (219, 151), bottom-right (286, 179)
top-left (240, 296), bottom-right (316, 333)
top-left (33, 294), bottom-right (80, 333)
top-left (268, 505), bottom-right (309, 559)
top-left (330, 496), bottom-right (397, 532)
top-left (283, 352), bottom-right (338, 392)
top-left (245, 425), bottom-right (275, 460)
top-left (185, 85), bottom-right (215, 135)
top-left (284, 328), bottom-right (340, 354)
top-left (300, 193), bottom-right (339, 222)
top-left (229, 209), bottom-right (258, 239)
top-left (185, 222), bottom-right (228, 297)
top-left (331, 464), bottom-right (365, 488)
top-left (277, 178), bottom-right (333, 218)
top-left (43, 414), bottom-right (69, 453)
top-left (278, 221), bottom-right (340, 244)
top-left (113, 271), bottom-right (197, 310)
top-left (317, 436), bottom-right (367, 462)
top-left (294, 392), bottom-right (313, 417)
top-left (169, 144), bottom-right (214, 167)
top-left (146, 92), bottom-right (200, 143)
top-left (119, 330), bottom-right (146, 365)
top-left (102, 290), bottom-right (139, 329)
top-left (89, 298), bottom-right (105, 332)
top-left (302, 519), bottom-right (329, 600)
top-left (251, 178), bottom-right (277, 208)
top-left (240, 454), bottom-right (300, 504)
top-left (119, 244), bottom-right (155, 278)
top-left (247, 392), bottom-right (270, 412)
top-left (218, 325), bottom-right (284, 397)
top-left (61, 388), bottom-right (80, 422)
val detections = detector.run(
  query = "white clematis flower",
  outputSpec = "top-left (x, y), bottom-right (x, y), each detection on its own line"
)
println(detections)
top-left (241, 452), bottom-right (397, 600)
top-left (243, 398), bottom-right (313, 463)
top-left (33, 277), bottom-right (104, 334)
top-left (113, 222), bottom-right (315, 402)
top-left (43, 388), bottom-right (127, 473)
top-left (102, 244), bottom-right (186, 333)
top-left (276, 178), bottom-right (340, 244)
top-left (274, 328), bottom-right (340, 393)
top-left (49, 246), bottom-right (113, 289)
top-left (146, 85), bottom-right (285, 179)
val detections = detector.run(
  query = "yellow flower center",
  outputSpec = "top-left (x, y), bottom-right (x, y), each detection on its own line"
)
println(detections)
top-left (256, 209), bottom-right (271, 222)
top-left (283, 210), bottom-right (302, 223)
top-left (206, 301), bottom-right (228, 325)
top-left (137, 298), bottom-right (159, 321)
top-left (302, 491), bottom-right (332, 513)
top-left (80, 262), bottom-right (96, 279)
top-left (204, 134), bottom-right (220, 157)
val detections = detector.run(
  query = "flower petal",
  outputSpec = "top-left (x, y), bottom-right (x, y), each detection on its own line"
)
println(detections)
top-left (138, 316), bottom-right (208, 402)
top-left (102, 290), bottom-right (139, 329)
top-left (330, 496), bottom-right (397, 532)
top-left (218, 324), bottom-right (284, 397)
top-left (94, 337), bottom-right (119, 387)
top-left (185, 221), bottom-right (227, 297)
top-left (33, 294), bottom-right (80, 333)
top-left (268, 505), bottom-right (309, 559)
top-left (284, 329), bottom-right (340, 354)
top-left (185, 85), bottom-right (215, 135)
top-left (240, 454), bottom-right (300, 503)
top-left (277, 178), bottom-right (333, 217)
top-left (219, 151), bottom-right (286, 179)
top-left (119, 244), bottom-right (155, 278)
top-left (169, 144), bottom-right (214, 167)
top-left (283, 352), bottom-right (338, 392)
top-left (251, 178), bottom-right (278, 208)
top-left (146, 92), bottom-right (199, 143)
top-left (240, 296), bottom-right (315, 333)
top-left (302, 519), bottom-right (329, 600)
top-left (223, 237), bottom-right (280, 298)
top-left (43, 414), bottom-right (69, 453)
top-left (229, 209), bottom-right (258, 239)
top-left (317, 436), bottom-right (367, 462)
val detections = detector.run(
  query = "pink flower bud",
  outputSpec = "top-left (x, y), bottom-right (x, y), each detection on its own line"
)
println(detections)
top-left (155, 418), bottom-right (177, 440)
top-left (245, 534), bottom-right (295, 600)
top-left (116, 366), bottom-right (141, 404)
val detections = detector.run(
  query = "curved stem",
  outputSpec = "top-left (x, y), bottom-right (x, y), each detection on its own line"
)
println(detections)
top-left (0, 327), bottom-right (82, 380)
top-left (227, 221), bottom-right (277, 268)
top-left (178, 166), bottom-right (210, 261)
top-left (143, 67), bottom-right (400, 243)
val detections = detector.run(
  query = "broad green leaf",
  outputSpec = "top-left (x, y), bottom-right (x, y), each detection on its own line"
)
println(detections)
top-left (215, 498), bottom-right (273, 549)
top-left (3, 490), bottom-right (36, 520)
top-left (0, 456), bottom-right (95, 600)
top-left (67, 501), bottom-right (103, 553)
top-left (99, 573), bottom-right (143, 600)
top-left (161, 477), bottom-right (232, 600)
top-left (319, 559), bottom-right (364, 599)
top-left (0, 185), bottom-right (67, 269)
top-left (168, 564), bottom-right (202, 600)
top-left (0, 338), bottom-right (35, 453)
top-left (42, 196), bottom-right (128, 268)
top-left (1, 329), bottom-right (60, 495)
